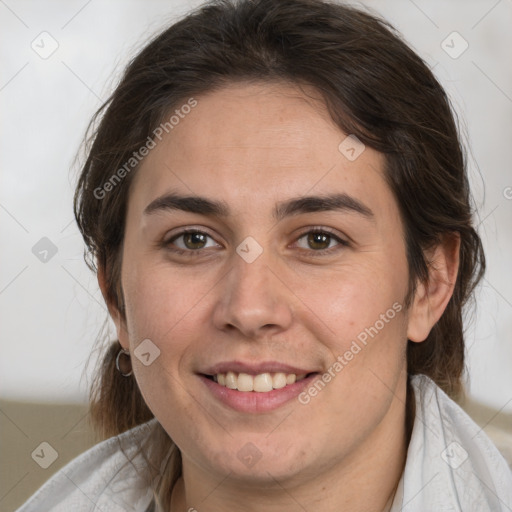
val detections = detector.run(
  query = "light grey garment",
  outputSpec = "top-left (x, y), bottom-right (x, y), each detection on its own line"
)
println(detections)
top-left (14, 418), bottom-right (159, 512)
top-left (15, 374), bottom-right (512, 512)
top-left (390, 374), bottom-right (512, 512)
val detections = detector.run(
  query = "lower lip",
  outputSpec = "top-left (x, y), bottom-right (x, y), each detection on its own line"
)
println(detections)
top-left (198, 374), bottom-right (318, 413)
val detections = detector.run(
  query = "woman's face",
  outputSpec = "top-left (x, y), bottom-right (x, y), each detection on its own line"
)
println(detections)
top-left (114, 82), bottom-right (414, 484)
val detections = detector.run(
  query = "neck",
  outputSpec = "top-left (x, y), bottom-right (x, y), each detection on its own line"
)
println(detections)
top-left (170, 376), bottom-right (411, 512)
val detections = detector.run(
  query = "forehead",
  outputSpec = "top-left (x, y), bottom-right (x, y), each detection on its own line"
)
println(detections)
top-left (129, 81), bottom-right (392, 219)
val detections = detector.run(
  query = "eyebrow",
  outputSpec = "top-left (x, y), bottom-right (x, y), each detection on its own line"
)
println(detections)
top-left (143, 191), bottom-right (374, 221)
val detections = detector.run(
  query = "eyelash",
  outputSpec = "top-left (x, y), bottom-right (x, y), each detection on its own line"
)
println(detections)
top-left (162, 227), bottom-right (349, 258)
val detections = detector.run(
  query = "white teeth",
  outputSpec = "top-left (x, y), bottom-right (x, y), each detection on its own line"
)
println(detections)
top-left (237, 373), bottom-right (254, 392)
top-left (225, 371), bottom-right (237, 389)
top-left (211, 371), bottom-right (309, 392)
top-left (272, 372), bottom-right (287, 389)
top-left (253, 373), bottom-right (273, 392)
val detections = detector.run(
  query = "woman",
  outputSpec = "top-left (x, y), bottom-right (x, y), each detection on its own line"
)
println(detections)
top-left (16, 0), bottom-right (512, 510)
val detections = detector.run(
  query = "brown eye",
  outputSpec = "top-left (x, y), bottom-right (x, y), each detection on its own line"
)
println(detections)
top-left (306, 232), bottom-right (331, 250)
top-left (295, 229), bottom-right (348, 255)
top-left (166, 230), bottom-right (218, 252)
top-left (182, 232), bottom-right (208, 249)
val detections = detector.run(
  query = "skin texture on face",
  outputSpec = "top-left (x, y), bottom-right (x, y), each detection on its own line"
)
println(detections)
top-left (100, 81), bottom-right (460, 512)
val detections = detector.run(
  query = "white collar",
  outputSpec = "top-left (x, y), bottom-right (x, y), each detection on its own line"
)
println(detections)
top-left (390, 374), bottom-right (512, 511)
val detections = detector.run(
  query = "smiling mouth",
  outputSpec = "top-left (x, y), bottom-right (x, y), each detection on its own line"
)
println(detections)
top-left (202, 371), bottom-right (318, 393)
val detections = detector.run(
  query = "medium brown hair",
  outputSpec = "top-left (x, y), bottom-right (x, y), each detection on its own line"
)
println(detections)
top-left (74, 0), bottom-right (485, 508)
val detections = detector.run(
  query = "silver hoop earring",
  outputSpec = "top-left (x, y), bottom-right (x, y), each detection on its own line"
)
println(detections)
top-left (115, 348), bottom-right (133, 377)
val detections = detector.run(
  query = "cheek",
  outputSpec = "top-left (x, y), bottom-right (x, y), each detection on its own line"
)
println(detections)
top-left (119, 262), bottom-right (200, 405)
top-left (295, 260), bottom-right (408, 407)
top-left (121, 257), bottom-right (214, 341)
top-left (120, 262), bottom-right (206, 428)
top-left (302, 260), bottom-right (406, 339)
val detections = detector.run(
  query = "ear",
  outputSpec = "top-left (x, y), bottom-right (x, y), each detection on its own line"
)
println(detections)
top-left (97, 263), bottom-right (130, 350)
top-left (407, 233), bottom-right (460, 343)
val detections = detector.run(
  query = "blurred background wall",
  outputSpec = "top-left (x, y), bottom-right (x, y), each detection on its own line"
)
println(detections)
top-left (1, 0), bottom-right (511, 510)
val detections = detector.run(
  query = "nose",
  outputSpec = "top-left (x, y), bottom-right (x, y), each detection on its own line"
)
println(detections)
top-left (212, 249), bottom-right (294, 340)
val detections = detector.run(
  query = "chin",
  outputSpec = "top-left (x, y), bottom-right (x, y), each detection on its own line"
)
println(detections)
top-left (203, 441), bottom-right (311, 483)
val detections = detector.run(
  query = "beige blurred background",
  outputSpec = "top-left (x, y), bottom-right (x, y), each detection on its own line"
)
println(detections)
top-left (1, 0), bottom-right (511, 511)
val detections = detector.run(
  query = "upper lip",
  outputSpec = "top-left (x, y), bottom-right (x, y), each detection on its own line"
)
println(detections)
top-left (200, 361), bottom-right (319, 376)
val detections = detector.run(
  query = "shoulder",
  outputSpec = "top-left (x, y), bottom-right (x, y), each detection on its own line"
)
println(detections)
top-left (15, 418), bottom-right (159, 512)
top-left (396, 374), bottom-right (512, 512)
